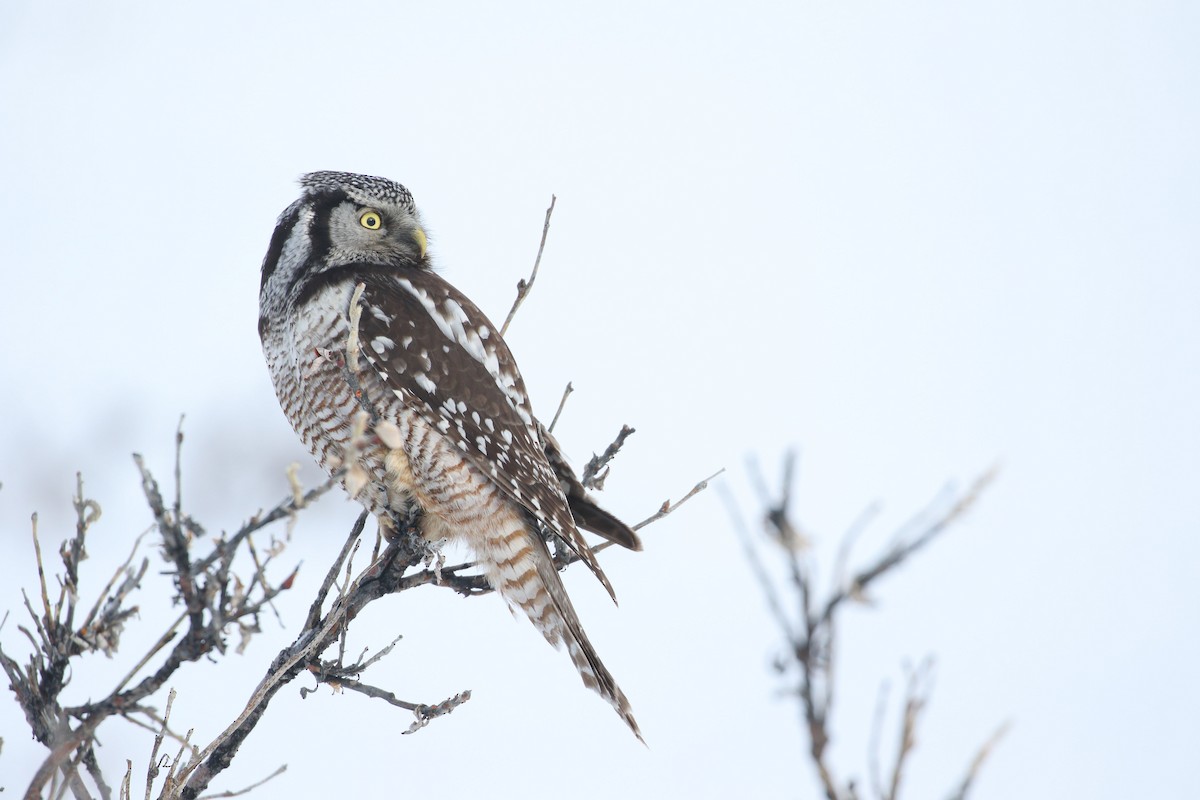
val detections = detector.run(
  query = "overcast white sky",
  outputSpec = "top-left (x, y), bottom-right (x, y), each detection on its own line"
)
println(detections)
top-left (2, 2), bottom-right (1197, 798)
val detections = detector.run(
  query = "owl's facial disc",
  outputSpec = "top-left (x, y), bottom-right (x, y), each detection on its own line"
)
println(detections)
top-left (326, 200), bottom-right (427, 267)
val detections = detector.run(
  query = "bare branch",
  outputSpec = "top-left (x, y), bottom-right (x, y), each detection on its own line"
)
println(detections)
top-left (191, 472), bottom-right (342, 574)
top-left (868, 681), bottom-right (890, 800)
top-left (632, 469), bottom-right (724, 532)
top-left (886, 658), bottom-right (935, 800)
top-left (81, 529), bottom-right (151, 635)
top-left (107, 613), bottom-right (186, 699)
top-left (195, 765), bottom-right (287, 800)
top-left (31, 513), bottom-right (54, 634)
top-left (304, 512), bottom-right (369, 630)
top-left (400, 689), bottom-right (473, 735)
top-left (120, 763), bottom-right (132, 800)
top-left (818, 467), bottom-right (999, 631)
top-left (144, 689), bottom-right (177, 800)
top-left (176, 525), bottom-right (434, 797)
top-left (6, 254), bottom-right (667, 796)
top-left (729, 455), bottom-right (1001, 800)
top-left (500, 195), bottom-right (556, 336)
top-left (547, 382), bottom-right (573, 434)
top-left (946, 722), bottom-right (1010, 800)
top-left (721, 483), bottom-right (798, 659)
top-left (581, 425), bottom-right (635, 490)
top-left (117, 707), bottom-right (192, 752)
top-left (173, 418), bottom-right (185, 541)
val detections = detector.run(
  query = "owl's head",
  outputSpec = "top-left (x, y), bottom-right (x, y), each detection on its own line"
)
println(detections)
top-left (259, 171), bottom-right (428, 313)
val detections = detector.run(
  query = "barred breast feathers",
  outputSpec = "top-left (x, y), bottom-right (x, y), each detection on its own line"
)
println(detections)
top-left (256, 171), bottom-right (645, 740)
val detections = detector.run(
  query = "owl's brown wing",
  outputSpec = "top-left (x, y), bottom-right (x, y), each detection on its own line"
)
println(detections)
top-left (540, 423), bottom-right (642, 551)
top-left (351, 268), bottom-right (620, 602)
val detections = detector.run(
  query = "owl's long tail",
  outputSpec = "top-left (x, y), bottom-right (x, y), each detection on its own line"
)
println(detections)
top-left (483, 519), bottom-right (643, 743)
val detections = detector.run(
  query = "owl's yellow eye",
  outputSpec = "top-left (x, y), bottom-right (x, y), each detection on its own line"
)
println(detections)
top-left (359, 211), bottom-right (382, 230)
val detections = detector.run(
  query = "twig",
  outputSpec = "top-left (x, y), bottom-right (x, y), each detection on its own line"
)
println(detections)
top-left (348, 633), bottom-right (404, 673)
top-left (832, 503), bottom-right (880, 595)
top-left (300, 631), bottom-right (469, 736)
top-left (401, 689), bottom-right (473, 735)
top-left (144, 689), bottom-right (177, 800)
top-left (817, 467), bottom-right (999, 630)
top-left (886, 658), bottom-right (934, 800)
top-left (721, 483), bottom-right (797, 646)
top-left (547, 382), bottom-right (573, 434)
top-left (81, 529), bottom-right (152, 634)
top-left (173, 418), bottom-right (185, 538)
top-left (304, 512), bottom-right (368, 630)
top-left (31, 513), bottom-right (54, 631)
top-left (868, 681), bottom-right (890, 800)
top-left (730, 454), bottom-right (1001, 800)
top-left (23, 715), bottom-right (104, 800)
top-left (195, 765), bottom-right (287, 799)
top-left (162, 727), bottom-right (195, 798)
top-left (191, 472), bottom-right (343, 574)
top-left (314, 675), bottom-right (435, 713)
top-left (632, 469), bottom-right (724, 532)
top-left (500, 195), bottom-right (556, 336)
top-left (946, 722), bottom-right (1010, 800)
top-left (108, 613), bottom-right (186, 698)
top-left (116, 708), bottom-right (192, 752)
top-left (240, 533), bottom-right (284, 628)
top-left (50, 746), bottom-right (86, 800)
top-left (177, 528), bottom-right (428, 797)
top-left (581, 425), bottom-right (635, 490)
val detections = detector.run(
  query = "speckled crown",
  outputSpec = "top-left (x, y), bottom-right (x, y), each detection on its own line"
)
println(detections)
top-left (300, 171), bottom-right (416, 212)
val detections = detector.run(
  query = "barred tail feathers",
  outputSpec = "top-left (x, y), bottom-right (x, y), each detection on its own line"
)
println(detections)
top-left (483, 519), bottom-right (642, 742)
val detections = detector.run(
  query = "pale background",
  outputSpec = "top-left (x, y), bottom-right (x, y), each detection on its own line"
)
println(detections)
top-left (1, 2), bottom-right (1196, 798)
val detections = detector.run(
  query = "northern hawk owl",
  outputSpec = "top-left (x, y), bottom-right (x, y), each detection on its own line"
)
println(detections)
top-left (258, 171), bottom-right (642, 738)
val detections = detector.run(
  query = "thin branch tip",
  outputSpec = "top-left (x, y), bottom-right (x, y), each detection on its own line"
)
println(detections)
top-left (500, 194), bottom-right (557, 336)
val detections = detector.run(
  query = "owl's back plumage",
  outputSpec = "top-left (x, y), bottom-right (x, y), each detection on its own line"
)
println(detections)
top-left (258, 171), bottom-right (642, 738)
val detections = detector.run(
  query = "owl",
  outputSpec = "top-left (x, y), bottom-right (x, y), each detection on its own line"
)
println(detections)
top-left (258, 171), bottom-right (643, 739)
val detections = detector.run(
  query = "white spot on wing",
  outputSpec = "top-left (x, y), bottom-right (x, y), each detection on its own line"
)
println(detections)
top-left (414, 372), bottom-right (437, 393)
top-left (393, 277), bottom-right (532, 428)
